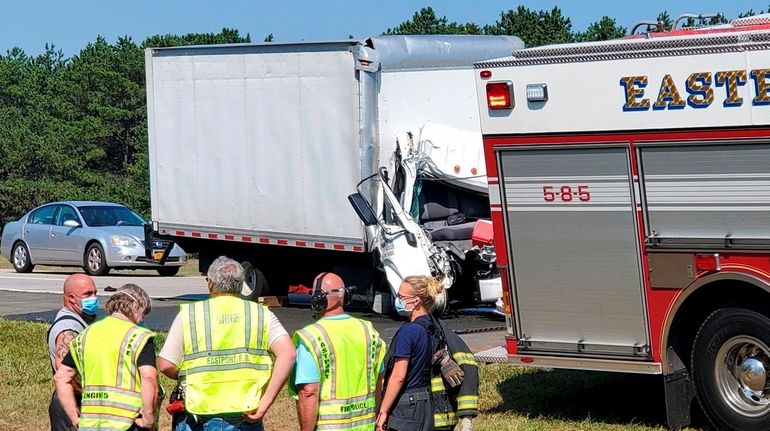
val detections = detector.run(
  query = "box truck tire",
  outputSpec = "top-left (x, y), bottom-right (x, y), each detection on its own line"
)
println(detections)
top-left (157, 267), bottom-right (180, 277)
top-left (691, 307), bottom-right (770, 431)
top-left (240, 261), bottom-right (268, 301)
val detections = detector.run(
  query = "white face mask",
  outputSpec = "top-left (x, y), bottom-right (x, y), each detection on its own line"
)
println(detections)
top-left (394, 296), bottom-right (416, 315)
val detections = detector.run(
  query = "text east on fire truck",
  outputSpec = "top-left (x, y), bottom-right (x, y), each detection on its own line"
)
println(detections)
top-left (474, 14), bottom-right (770, 431)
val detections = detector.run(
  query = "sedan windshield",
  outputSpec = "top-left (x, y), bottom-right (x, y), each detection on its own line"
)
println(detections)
top-left (78, 205), bottom-right (146, 227)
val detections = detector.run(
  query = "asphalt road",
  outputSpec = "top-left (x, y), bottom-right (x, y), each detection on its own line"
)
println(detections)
top-left (0, 268), bottom-right (506, 352)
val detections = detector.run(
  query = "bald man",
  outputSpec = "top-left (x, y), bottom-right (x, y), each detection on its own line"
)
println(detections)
top-left (290, 273), bottom-right (387, 431)
top-left (48, 273), bottom-right (98, 431)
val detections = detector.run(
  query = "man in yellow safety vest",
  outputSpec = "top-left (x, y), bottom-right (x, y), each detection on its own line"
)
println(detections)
top-left (158, 256), bottom-right (296, 431)
top-left (290, 272), bottom-right (387, 431)
top-left (54, 284), bottom-right (159, 431)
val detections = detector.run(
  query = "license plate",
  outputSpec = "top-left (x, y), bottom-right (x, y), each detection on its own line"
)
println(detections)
top-left (153, 251), bottom-right (164, 261)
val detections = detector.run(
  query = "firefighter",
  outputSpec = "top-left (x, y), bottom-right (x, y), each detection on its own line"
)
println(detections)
top-left (54, 284), bottom-right (159, 431)
top-left (157, 256), bottom-right (296, 431)
top-left (290, 272), bottom-right (387, 431)
top-left (429, 317), bottom-right (479, 431)
top-left (377, 275), bottom-right (444, 431)
top-left (48, 274), bottom-right (98, 431)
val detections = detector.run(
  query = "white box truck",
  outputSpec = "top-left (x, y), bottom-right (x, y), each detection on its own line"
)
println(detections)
top-left (145, 35), bottom-right (523, 313)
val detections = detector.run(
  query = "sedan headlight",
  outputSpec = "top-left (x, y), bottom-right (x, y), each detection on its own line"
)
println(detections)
top-left (110, 235), bottom-right (140, 248)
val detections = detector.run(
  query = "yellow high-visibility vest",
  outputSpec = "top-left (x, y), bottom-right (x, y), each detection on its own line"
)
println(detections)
top-left (70, 316), bottom-right (155, 431)
top-left (292, 316), bottom-right (386, 431)
top-left (179, 295), bottom-right (273, 415)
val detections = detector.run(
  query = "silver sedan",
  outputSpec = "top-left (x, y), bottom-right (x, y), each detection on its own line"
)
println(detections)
top-left (0, 201), bottom-right (188, 276)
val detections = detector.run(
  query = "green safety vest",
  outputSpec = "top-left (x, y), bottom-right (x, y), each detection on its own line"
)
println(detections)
top-left (292, 317), bottom-right (386, 431)
top-left (70, 316), bottom-right (155, 431)
top-left (179, 295), bottom-right (273, 415)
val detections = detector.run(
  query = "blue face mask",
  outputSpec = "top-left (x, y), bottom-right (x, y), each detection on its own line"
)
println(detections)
top-left (81, 296), bottom-right (99, 316)
top-left (394, 297), bottom-right (414, 316)
top-left (138, 320), bottom-right (147, 328)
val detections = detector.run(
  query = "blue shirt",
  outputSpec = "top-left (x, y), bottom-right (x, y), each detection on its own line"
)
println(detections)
top-left (294, 314), bottom-right (384, 386)
top-left (390, 315), bottom-right (431, 390)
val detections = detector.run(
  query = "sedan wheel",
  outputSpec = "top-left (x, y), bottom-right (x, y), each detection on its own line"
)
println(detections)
top-left (12, 243), bottom-right (34, 273)
top-left (84, 243), bottom-right (110, 276)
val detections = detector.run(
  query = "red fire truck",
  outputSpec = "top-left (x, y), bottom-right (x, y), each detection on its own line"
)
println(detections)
top-left (475, 14), bottom-right (770, 431)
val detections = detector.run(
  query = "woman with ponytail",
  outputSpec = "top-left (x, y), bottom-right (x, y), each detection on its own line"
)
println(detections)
top-left (376, 275), bottom-right (444, 431)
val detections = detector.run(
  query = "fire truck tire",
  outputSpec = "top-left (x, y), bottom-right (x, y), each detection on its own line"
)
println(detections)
top-left (691, 307), bottom-right (770, 431)
top-left (239, 261), bottom-right (268, 301)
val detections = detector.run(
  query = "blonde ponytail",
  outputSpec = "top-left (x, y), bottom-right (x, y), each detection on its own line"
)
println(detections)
top-left (403, 275), bottom-right (444, 311)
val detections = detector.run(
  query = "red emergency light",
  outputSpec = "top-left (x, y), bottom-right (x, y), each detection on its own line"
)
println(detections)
top-left (486, 82), bottom-right (513, 109)
top-left (694, 253), bottom-right (721, 272)
top-left (480, 70), bottom-right (492, 79)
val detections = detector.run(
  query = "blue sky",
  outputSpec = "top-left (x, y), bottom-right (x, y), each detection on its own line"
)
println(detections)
top-left (1, 1), bottom-right (766, 57)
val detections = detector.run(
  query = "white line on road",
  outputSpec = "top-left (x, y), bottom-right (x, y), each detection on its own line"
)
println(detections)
top-left (0, 275), bottom-right (67, 281)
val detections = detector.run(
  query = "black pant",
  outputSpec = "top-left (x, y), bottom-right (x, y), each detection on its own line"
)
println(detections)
top-left (387, 386), bottom-right (434, 431)
top-left (49, 390), bottom-right (78, 431)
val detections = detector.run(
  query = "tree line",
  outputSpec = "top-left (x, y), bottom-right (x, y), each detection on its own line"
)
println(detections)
top-left (0, 5), bottom-right (767, 225)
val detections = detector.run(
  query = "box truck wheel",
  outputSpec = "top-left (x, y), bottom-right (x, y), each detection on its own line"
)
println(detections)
top-left (691, 307), bottom-right (770, 430)
top-left (157, 267), bottom-right (180, 277)
top-left (240, 261), bottom-right (268, 301)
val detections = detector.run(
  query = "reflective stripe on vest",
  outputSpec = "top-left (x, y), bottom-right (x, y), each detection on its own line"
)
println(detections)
top-left (431, 375), bottom-right (457, 429)
top-left (180, 296), bottom-right (273, 415)
top-left (457, 395), bottom-right (479, 411)
top-left (452, 351), bottom-right (477, 367)
top-left (434, 410), bottom-right (458, 429)
top-left (70, 316), bottom-right (154, 431)
top-left (293, 317), bottom-right (386, 431)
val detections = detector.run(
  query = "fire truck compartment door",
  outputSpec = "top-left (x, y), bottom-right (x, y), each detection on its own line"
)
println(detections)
top-left (640, 143), bottom-right (770, 247)
top-left (500, 146), bottom-right (649, 357)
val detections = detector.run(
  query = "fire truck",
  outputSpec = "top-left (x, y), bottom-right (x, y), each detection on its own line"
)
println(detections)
top-left (475, 14), bottom-right (770, 431)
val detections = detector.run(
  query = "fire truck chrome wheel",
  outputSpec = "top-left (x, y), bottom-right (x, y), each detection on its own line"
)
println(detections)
top-left (692, 308), bottom-right (770, 430)
top-left (715, 336), bottom-right (770, 416)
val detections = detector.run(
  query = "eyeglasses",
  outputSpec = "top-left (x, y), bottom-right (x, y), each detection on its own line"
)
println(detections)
top-left (397, 294), bottom-right (416, 301)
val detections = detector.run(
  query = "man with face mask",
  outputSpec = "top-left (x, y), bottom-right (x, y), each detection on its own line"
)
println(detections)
top-left (48, 273), bottom-right (98, 431)
top-left (290, 272), bottom-right (387, 431)
top-left (55, 283), bottom-right (159, 431)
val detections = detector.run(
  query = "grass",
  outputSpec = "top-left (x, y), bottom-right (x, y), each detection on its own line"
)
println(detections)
top-left (0, 257), bottom-right (202, 277)
top-left (0, 319), bottom-right (707, 431)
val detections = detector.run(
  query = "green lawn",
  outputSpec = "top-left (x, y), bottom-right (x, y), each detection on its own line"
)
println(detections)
top-left (0, 319), bottom-right (705, 431)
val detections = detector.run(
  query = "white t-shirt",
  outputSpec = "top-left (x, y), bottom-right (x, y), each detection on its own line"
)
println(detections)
top-left (159, 306), bottom-right (288, 366)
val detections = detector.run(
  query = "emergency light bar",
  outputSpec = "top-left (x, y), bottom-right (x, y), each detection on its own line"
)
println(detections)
top-left (486, 81), bottom-right (513, 109)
